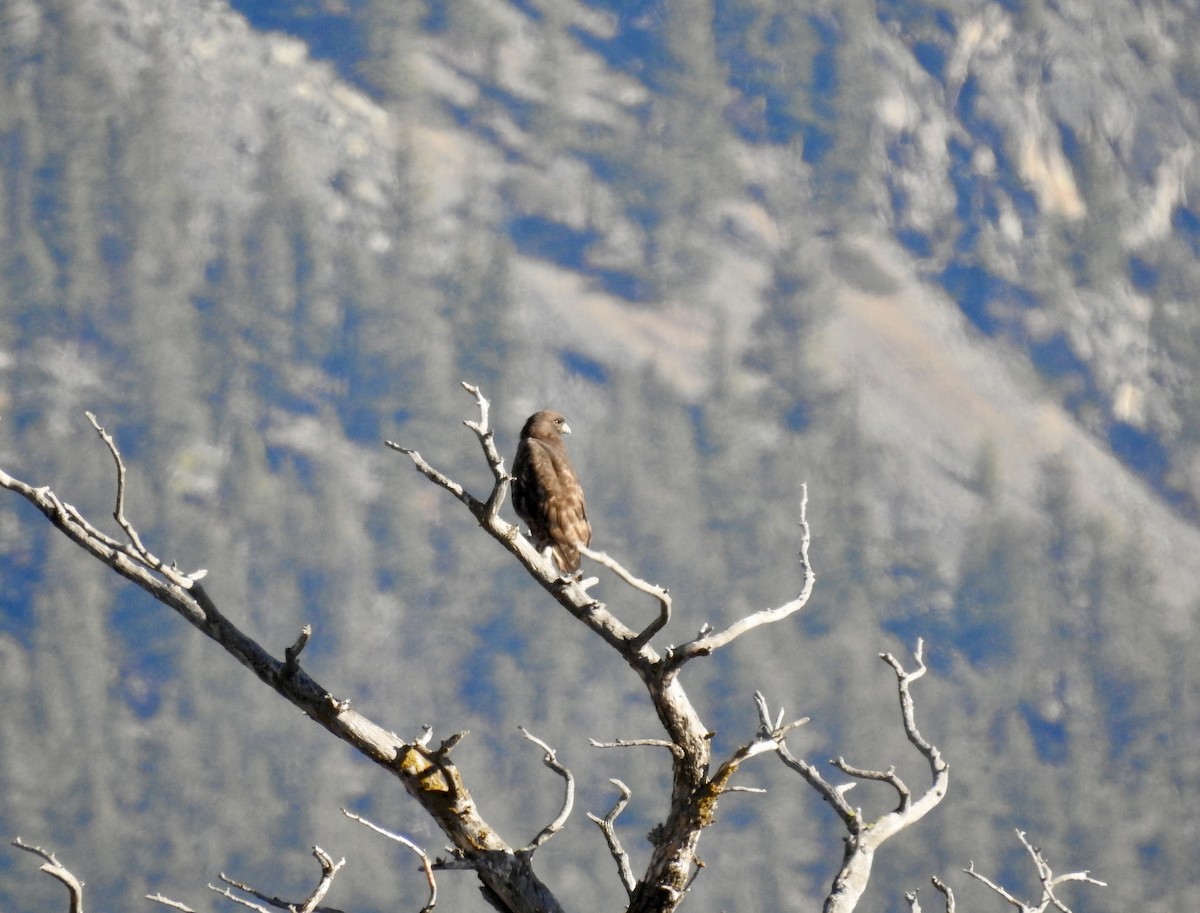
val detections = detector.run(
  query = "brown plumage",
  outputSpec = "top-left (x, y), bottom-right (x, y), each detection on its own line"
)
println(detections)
top-left (511, 411), bottom-right (591, 574)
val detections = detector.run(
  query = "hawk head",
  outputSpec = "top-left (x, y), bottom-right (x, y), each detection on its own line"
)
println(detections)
top-left (521, 410), bottom-right (572, 440)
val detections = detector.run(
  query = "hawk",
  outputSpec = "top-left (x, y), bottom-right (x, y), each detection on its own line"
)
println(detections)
top-left (511, 411), bottom-right (591, 575)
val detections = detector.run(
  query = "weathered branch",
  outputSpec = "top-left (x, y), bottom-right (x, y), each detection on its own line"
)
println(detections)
top-left (518, 727), bottom-right (575, 851)
top-left (588, 779), bottom-right (638, 897)
top-left (590, 737), bottom-right (685, 758)
top-left (9, 387), bottom-right (831, 913)
top-left (208, 879), bottom-right (272, 913)
top-left (342, 809), bottom-right (438, 913)
top-left (283, 624), bottom-right (313, 678)
top-left (389, 386), bottom-right (825, 913)
top-left (964, 830), bottom-right (1106, 913)
top-left (146, 893), bottom-right (198, 912)
top-left (829, 757), bottom-right (911, 810)
top-left (931, 877), bottom-right (955, 913)
top-left (668, 484), bottom-right (813, 668)
top-left (210, 846), bottom-right (346, 913)
top-left (12, 838), bottom-right (85, 913)
top-left (772, 641), bottom-right (949, 913)
top-left (0, 421), bottom-right (562, 913)
top-left (577, 543), bottom-right (672, 646)
top-left (708, 693), bottom-right (810, 799)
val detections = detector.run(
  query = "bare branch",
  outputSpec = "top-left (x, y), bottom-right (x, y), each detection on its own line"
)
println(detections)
top-left (772, 640), bottom-right (949, 913)
top-left (586, 779), bottom-right (637, 897)
top-left (208, 881), bottom-right (273, 913)
top-left (458, 382), bottom-right (511, 520)
top-left (590, 737), bottom-right (684, 758)
top-left (384, 442), bottom-right (473, 507)
top-left (12, 838), bottom-right (85, 913)
top-left (577, 543), bottom-right (672, 646)
top-left (753, 691), bottom-right (809, 740)
top-left (0, 422), bottom-right (563, 913)
top-left (708, 693), bottom-right (811, 802)
top-left (931, 876), bottom-right (955, 913)
top-left (86, 412), bottom-right (148, 556)
top-left (829, 757), bottom-right (911, 810)
top-left (82, 413), bottom-right (207, 586)
top-left (775, 743), bottom-right (859, 830)
top-left (300, 847), bottom-right (345, 913)
top-left (212, 851), bottom-right (347, 913)
top-left (964, 860), bottom-right (1030, 911)
top-left (283, 624), bottom-right (312, 678)
top-left (146, 894), bottom-right (198, 912)
top-left (966, 830), bottom-right (1106, 913)
top-left (1017, 829), bottom-right (1107, 908)
top-left (342, 809), bottom-right (437, 913)
top-left (517, 727), bottom-right (575, 851)
top-left (669, 484), bottom-right (813, 666)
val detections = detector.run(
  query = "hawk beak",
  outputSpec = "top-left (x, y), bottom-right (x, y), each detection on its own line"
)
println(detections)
top-left (561, 422), bottom-right (572, 435)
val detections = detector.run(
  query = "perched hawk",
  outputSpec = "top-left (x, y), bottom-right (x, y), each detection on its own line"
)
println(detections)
top-left (511, 411), bottom-right (591, 575)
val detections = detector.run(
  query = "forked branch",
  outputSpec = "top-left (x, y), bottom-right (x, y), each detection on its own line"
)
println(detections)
top-left (391, 386), bottom-right (823, 913)
top-left (206, 846), bottom-right (346, 913)
top-left (588, 779), bottom-right (638, 897)
top-left (0, 420), bottom-right (562, 913)
top-left (964, 830), bottom-right (1106, 913)
top-left (772, 641), bottom-right (949, 913)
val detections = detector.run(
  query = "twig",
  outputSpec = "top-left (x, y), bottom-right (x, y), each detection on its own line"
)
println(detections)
top-left (12, 838), bottom-right (85, 913)
top-left (208, 881), bottom-right (272, 913)
top-left (342, 809), bottom-right (437, 912)
top-left (212, 847), bottom-right (346, 913)
top-left (576, 544), bottom-right (671, 645)
top-left (753, 691), bottom-right (809, 741)
top-left (458, 382), bottom-right (510, 520)
top-left (586, 779), bottom-right (637, 896)
top-left (965, 830), bottom-right (1106, 913)
top-left (880, 639), bottom-right (946, 805)
top-left (300, 847), bottom-right (344, 913)
top-left (86, 411), bottom-right (150, 557)
top-left (964, 860), bottom-right (1029, 910)
top-left (829, 758), bottom-right (911, 810)
top-left (669, 484), bottom-right (813, 666)
top-left (82, 413), bottom-right (208, 588)
top-left (384, 442), bottom-right (471, 505)
top-left (931, 876), bottom-right (955, 913)
top-left (774, 741), bottom-right (859, 831)
top-left (589, 737), bottom-right (684, 758)
top-left (709, 693), bottom-right (810, 798)
top-left (146, 894), bottom-right (198, 912)
top-left (283, 624), bottom-right (312, 678)
top-left (518, 727), bottom-right (575, 851)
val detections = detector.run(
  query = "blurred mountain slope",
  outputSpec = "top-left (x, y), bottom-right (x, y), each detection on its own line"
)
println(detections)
top-left (1, 1), bottom-right (1197, 912)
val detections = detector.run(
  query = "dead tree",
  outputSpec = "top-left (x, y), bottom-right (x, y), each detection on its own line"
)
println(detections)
top-left (2, 384), bottom-right (952, 913)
